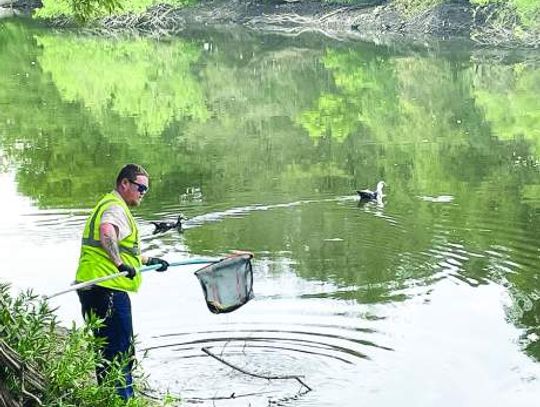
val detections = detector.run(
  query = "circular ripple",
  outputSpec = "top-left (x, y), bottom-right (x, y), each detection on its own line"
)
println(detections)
top-left (141, 322), bottom-right (390, 404)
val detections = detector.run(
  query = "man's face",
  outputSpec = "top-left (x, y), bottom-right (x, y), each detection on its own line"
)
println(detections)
top-left (119, 175), bottom-right (149, 207)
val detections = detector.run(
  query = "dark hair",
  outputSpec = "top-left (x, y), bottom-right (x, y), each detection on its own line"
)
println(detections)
top-left (116, 163), bottom-right (149, 186)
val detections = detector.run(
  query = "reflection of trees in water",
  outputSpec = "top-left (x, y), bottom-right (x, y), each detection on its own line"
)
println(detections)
top-left (0, 23), bottom-right (117, 206)
top-left (36, 34), bottom-right (209, 137)
top-left (1, 22), bottom-right (539, 360)
top-left (474, 63), bottom-right (540, 151)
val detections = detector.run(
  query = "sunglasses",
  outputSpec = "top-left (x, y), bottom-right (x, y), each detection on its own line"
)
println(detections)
top-left (129, 180), bottom-right (149, 193)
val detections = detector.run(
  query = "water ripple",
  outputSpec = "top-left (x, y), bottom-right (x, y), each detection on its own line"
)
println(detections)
top-left (141, 321), bottom-right (390, 403)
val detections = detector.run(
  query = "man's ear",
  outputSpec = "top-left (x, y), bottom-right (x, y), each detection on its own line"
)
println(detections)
top-left (119, 178), bottom-right (129, 191)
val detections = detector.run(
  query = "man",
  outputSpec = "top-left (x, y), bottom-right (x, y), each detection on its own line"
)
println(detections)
top-left (75, 163), bottom-right (169, 400)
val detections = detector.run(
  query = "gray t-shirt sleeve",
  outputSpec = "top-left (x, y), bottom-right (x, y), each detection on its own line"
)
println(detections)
top-left (101, 204), bottom-right (131, 241)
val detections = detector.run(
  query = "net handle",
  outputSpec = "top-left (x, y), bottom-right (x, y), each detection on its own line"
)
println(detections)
top-left (46, 257), bottom-right (218, 300)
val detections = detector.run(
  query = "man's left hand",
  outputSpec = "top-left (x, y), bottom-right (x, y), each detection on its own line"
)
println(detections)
top-left (146, 257), bottom-right (169, 272)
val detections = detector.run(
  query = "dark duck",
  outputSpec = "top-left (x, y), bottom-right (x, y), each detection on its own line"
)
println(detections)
top-left (356, 181), bottom-right (385, 201)
top-left (150, 215), bottom-right (185, 235)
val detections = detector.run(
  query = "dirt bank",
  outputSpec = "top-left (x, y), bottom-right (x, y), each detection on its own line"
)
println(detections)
top-left (95, 0), bottom-right (539, 48)
top-left (181, 0), bottom-right (474, 39)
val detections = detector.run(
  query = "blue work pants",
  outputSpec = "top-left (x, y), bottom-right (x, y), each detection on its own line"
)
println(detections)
top-left (77, 285), bottom-right (135, 400)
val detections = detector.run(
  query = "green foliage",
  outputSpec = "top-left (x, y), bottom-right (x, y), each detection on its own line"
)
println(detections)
top-left (70, 0), bottom-right (123, 22)
top-left (36, 0), bottom-right (122, 22)
top-left (36, 0), bottom-right (191, 22)
top-left (0, 284), bottom-right (157, 406)
top-left (507, 0), bottom-right (540, 27)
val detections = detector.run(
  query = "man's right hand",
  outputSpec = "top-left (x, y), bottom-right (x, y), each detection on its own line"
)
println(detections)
top-left (117, 263), bottom-right (137, 279)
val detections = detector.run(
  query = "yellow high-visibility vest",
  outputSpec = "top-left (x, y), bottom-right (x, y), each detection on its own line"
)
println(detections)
top-left (75, 192), bottom-right (142, 292)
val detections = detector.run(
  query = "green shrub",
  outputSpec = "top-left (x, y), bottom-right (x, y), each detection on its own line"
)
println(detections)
top-left (35, 0), bottom-right (193, 23)
top-left (505, 0), bottom-right (539, 27)
top-left (0, 283), bottom-right (155, 406)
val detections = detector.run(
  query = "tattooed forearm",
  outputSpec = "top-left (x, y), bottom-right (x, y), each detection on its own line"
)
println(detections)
top-left (100, 223), bottom-right (122, 266)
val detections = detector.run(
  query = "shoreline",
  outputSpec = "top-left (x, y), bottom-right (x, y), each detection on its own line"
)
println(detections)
top-left (2, 0), bottom-right (539, 48)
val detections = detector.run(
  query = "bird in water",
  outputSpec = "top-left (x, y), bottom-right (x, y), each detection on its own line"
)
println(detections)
top-left (150, 214), bottom-right (185, 235)
top-left (356, 181), bottom-right (385, 201)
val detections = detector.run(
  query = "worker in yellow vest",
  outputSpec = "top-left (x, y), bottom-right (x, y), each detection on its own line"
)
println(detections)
top-left (76, 163), bottom-right (169, 400)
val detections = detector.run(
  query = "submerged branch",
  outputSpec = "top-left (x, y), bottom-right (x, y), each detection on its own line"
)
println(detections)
top-left (201, 346), bottom-right (313, 392)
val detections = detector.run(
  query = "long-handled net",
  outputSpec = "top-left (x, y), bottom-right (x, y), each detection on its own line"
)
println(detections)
top-left (194, 254), bottom-right (254, 314)
top-left (47, 254), bottom-right (255, 315)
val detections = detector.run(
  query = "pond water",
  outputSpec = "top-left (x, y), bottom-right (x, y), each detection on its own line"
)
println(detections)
top-left (1, 18), bottom-right (539, 406)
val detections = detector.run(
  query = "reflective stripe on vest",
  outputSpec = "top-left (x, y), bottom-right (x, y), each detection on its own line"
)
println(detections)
top-left (81, 238), bottom-right (139, 256)
top-left (81, 198), bottom-right (140, 255)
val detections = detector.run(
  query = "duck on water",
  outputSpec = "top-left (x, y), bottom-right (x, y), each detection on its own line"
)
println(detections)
top-left (150, 214), bottom-right (185, 235)
top-left (356, 181), bottom-right (385, 201)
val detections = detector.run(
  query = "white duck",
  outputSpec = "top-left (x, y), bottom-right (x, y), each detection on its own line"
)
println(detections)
top-left (356, 181), bottom-right (385, 201)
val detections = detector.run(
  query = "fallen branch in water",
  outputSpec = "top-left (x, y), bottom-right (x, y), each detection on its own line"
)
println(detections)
top-left (201, 346), bottom-right (312, 392)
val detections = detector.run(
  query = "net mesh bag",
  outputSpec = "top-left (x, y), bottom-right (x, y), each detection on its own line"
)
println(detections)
top-left (194, 254), bottom-right (254, 314)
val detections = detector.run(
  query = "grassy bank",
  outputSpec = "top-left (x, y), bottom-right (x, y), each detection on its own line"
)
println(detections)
top-left (0, 283), bottom-right (165, 406)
